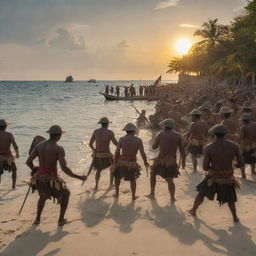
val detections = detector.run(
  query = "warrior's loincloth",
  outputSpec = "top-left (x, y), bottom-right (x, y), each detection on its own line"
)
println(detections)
top-left (151, 155), bottom-right (179, 179)
top-left (114, 156), bottom-right (141, 181)
top-left (31, 167), bottom-right (69, 203)
top-left (93, 152), bottom-right (113, 171)
top-left (187, 138), bottom-right (206, 157)
top-left (240, 142), bottom-right (256, 164)
top-left (196, 169), bottom-right (239, 205)
top-left (0, 151), bottom-right (16, 175)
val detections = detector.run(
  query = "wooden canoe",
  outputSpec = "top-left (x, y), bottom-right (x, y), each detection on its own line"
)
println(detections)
top-left (99, 92), bottom-right (159, 101)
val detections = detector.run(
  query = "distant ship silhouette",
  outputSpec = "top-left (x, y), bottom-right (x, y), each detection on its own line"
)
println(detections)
top-left (65, 75), bottom-right (74, 82)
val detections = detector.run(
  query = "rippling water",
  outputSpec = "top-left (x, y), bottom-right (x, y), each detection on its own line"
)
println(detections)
top-left (0, 80), bottom-right (159, 183)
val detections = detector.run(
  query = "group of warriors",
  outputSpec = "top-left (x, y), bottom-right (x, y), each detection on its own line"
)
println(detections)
top-left (1, 81), bottom-right (256, 225)
top-left (104, 84), bottom-right (173, 98)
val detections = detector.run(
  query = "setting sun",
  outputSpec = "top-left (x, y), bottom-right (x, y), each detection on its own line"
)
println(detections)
top-left (176, 38), bottom-right (192, 55)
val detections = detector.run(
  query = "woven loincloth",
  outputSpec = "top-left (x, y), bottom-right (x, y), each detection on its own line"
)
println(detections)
top-left (196, 169), bottom-right (239, 205)
top-left (240, 142), bottom-right (256, 164)
top-left (0, 154), bottom-right (16, 175)
top-left (114, 160), bottom-right (141, 181)
top-left (187, 138), bottom-right (205, 157)
top-left (151, 156), bottom-right (179, 179)
top-left (93, 152), bottom-right (113, 171)
top-left (31, 173), bottom-right (69, 203)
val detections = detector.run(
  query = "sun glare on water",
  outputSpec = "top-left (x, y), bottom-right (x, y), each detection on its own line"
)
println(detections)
top-left (176, 38), bottom-right (192, 55)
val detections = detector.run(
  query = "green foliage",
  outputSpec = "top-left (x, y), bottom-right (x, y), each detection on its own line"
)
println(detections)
top-left (168, 0), bottom-right (256, 86)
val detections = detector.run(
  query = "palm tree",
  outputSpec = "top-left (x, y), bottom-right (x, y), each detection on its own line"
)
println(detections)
top-left (194, 18), bottom-right (229, 47)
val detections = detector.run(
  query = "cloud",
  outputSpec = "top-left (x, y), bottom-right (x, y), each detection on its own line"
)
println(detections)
top-left (155, 0), bottom-right (180, 10)
top-left (66, 24), bottom-right (89, 31)
top-left (178, 24), bottom-right (199, 28)
top-left (117, 40), bottom-right (129, 48)
top-left (48, 28), bottom-right (87, 50)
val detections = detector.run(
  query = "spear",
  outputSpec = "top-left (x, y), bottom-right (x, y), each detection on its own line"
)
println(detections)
top-left (81, 154), bottom-right (96, 185)
top-left (18, 183), bottom-right (31, 215)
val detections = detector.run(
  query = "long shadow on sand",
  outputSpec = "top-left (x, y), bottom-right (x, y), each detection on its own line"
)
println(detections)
top-left (78, 191), bottom-right (141, 233)
top-left (146, 199), bottom-right (227, 255)
top-left (196, 219), bottom-right (256, 255)
top-left (78, 191), bottom-right (111, 228)
top-left (1, 226), bottom-right (69, 256)
top-left (108, 198), bottom-right (141, 233)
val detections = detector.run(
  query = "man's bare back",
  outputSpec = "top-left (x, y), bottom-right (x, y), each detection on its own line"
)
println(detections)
top-left (221, 119), bottom-right (239, 134)
top-left (203, 139), bottom-right (243, 171)
top-left (189, 120), bottom-right (208, 140)
top-left (89, 127), bottom-right (117, 152)
top-left (34, 140), bottom-right (63, 170)
top-left (0, 131), bottom-right (18, 157)
top-left (118, 135), bottom-right (142, 158)
top-left (239, 123), bottom-right (256, 143)
top-left (153, 130), bottom-right (183, 157)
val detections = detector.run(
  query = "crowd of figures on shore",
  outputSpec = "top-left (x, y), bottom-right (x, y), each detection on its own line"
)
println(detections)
top-left (104, 84), bottom-right (173, 98)
top-left (1, 82), bottom-right (256, 226)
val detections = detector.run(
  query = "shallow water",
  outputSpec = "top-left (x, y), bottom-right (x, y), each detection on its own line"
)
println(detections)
top-left (0, 80), bottom-right (159, 184)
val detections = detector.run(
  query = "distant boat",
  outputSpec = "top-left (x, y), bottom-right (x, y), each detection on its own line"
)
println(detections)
top-left (65, 76), bottom-right (74, 82)
top-left (88, 79), bottom-right (96, 83)
top-left (99, 92), bottom-right (159, 101)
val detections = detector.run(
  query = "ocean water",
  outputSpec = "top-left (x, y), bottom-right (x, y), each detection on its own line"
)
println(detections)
top-left (0, 80), bottom-right (159, 185)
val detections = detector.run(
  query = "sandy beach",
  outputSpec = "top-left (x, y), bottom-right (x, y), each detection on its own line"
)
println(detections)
top-left (1, 159), bottom-right (256, 256)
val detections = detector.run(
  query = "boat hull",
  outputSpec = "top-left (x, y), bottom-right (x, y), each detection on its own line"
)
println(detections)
top-left (99, 92), bottom-right (159, 101)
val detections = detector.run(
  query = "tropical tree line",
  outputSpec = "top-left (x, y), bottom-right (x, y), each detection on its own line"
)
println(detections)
top-left (168, 0), bottom-right (256, 88)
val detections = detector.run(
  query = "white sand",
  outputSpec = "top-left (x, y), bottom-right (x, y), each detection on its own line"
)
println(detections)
top-left (1, 161), bottom-right (256, 256)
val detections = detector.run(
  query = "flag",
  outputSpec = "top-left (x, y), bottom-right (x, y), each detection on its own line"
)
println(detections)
top-left (153, 75), bottom-right (161, 86)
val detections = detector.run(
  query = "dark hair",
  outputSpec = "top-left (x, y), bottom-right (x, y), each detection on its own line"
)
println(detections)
top-left (243, 119), bottom-right (250, 124)
top-left (223, 113), bottom-right (231, 118)
top-left (50, 134), bottom-right (61, 140)
top-left (126, 130), bottom-right (135, 134)
top-left (102, 123), bottom-right (108, 128)
top-left (0, 125), bottom-right (7, 131)
top-left (215, 133), bottom-right (225, 138)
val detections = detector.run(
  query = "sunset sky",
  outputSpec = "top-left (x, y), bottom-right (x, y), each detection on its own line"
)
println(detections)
top-left (0, 0), bottom-right (246, 80)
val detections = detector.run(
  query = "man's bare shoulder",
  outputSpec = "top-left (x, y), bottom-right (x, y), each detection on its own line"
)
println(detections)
top-left (172, 130), bottom-right (181, 137)
top-left (2, 131), bottom-right (13, 137)
top-left (135, 136), bottom-right (143, 143)
top-left (200, 119), bottom-right (208, 126)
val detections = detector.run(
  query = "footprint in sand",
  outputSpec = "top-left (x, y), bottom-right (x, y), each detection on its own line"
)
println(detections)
top-left (90, 232), bottom-right (99, 236)
top-left (3, 230), bottom-right (15, 235)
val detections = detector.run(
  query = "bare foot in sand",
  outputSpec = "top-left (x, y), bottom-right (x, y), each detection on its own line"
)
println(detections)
top-left (113, 193), bottom-right (119, 198)
top-left (187, 209), bottom-right (197, 217)
top-left (107, 185), bottom-right (114, 191)
top-left (171, 198), bottom-right (177, 204)
top-left (233, 217), bottom-right (240, 223)
top-left (145, 194), bottom-right (155, 200)
top-left (33, 219), bottom-right (40, 225)
top-left (132, 196), bottom-right (139, 201)
top-left (58, 219), bottom-right (71, 226)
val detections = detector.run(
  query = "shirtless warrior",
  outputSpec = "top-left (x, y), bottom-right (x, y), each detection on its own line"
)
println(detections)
top-left (146, 119), bottom-right (186, 203)
top-left (89, 117), bottom-right (117, 190)
top-left (188, 124), bottom-right (244, 223)
top-left (26, 125), bottom-right (87, 226)
top-left (219, 106), bottom-right (239, 142)
top-left (187, 109), bottom-right (209, 172)
top-left (0, 119), bottom-right (19, 189)
top-left (113, 123), bottom-right (149, 200)
top-left (239, 113), bottom-right (256, 175)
